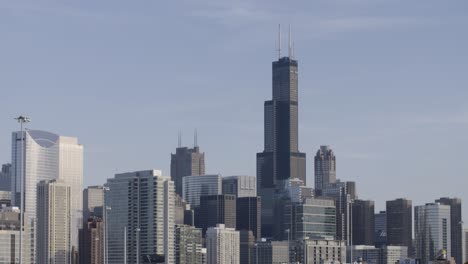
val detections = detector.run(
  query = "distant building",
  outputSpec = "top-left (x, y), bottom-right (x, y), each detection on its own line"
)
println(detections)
top-left (0, 163), bottom-right (11, 191)
top-left (175, 225), bottom-right (203, 264)
top-left (236, 197), bottom-right (261, 240)
top-left (171, 145), bottom-right (205, 196)
top-left (414, 203), bottom-right (451, 263)
top-left (0, 191), bottom-right (11, 207)
top-left (352, 199), bottom-right (375, 246)
top-left (285, 197), bottom-right (336, 241)
top-left (197, 194), bottom-right (236, 235)
top-left (435, 197), bottom-right (462, 264)
top-left (0, 207), bottom-right (20, 264)
top-left (206, 224), bottom-right (239, 264)
top-left (222, 176), bottom-right (256, 197)
top-left (182, 174), bottom-right (222, 208)
top-left (299, 239), bottom-right (347, 264)
top-left (314, 146), bottom-right (336, 196)
top-left (253, 240), bottom-right (290, 264)
top-left (386, 199), bottom-right (412, 251)
top-left (83, 185), bottom-right (104, 220)
top-left (281, 178), bottom-right (313, 203)
top-left (239, 230), bottom-right (255, 264)
top-left (349, 245), bottom-right (407, 264)
top-left (175, 194), bottom-right (194, 226)
top-left (105, 170), bottom-right (175, 264)
top-left (80, 217), bottom-right (104, 264)
top-left (37, 180), bottom-right (72, 264)
top-left (374, 211), bottom-right (387, 247)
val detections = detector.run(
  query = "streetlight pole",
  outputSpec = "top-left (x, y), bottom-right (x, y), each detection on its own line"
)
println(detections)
top-left (14, 115), bottom-right (30, 264)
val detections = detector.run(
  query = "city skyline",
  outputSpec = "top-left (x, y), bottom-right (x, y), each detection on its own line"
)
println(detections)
top-left (1, 0), bottom-right (468, 222)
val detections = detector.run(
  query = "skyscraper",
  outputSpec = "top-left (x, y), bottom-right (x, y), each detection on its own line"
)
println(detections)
top-left (11, 130), bottom-right (83, 263)
top-left (352, 199), bottom-right (375, 246)
top-left (37, 180), bottom-right (72, 264)
top-left (105, 170), bottom-right (175, 264)
top-left (80, 217), bottom-right (104, 264)
top-left (182, 174), bottom-right (222, 208)
top-left (374, 211), bottom-right (387, 247)
top-left (236, 196), bottom-right (261, 240)
top-left (0, 163), bottom-right (11, 191)
top-left (83, 185), bottom-right (104, 220)
top-left (239, 230), bottom-right (255, 264)
top-left (206, 224), bottom-right (240, 264)
top-left (171, 143), bottom-right (205, 196)
top-left (256, 31), bottom-right (306, 237)
top-left (414, 203), bottom-right (451, 263)
top-left (222, 176), bottom-right (256, 198)
top-left (197, 194), bottom-right (236, 235)
top-left (386, 199), bottom-right (412, 251)
top-left (314, 146), bottom-right (336, 196)
top-left (436, 197), bottom-right (462, 264)
top-left (175, 225), bottom-right (203, 264)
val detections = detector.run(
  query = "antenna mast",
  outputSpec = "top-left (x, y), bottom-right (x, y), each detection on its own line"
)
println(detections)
top-left (288, 24), bottom-right (292, 59)
top-left (194, 129), bottom-right (198, 147)
top-left (278, 24), bottom-right (281, 59)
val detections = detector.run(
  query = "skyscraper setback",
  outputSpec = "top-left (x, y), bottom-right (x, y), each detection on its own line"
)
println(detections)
top-left (257, 29), bottom-right (306, 237)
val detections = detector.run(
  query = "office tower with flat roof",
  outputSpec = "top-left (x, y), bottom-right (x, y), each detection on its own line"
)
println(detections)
top-left (206, 224), bottom-right (239, 264)
top-left (256, 35), bottom-right (307, 238)
top-left (299, 239), bottom-right (347, 264)
top-left (80, 217), bottom-right (104, 264)
top-left (414, 203), bottom-right (451, 263)
top-left (222, 176), bottom-right (256, 197)
top-left (0, 207), bottom-right (20, 264)
top-left (197, 194), bottom-right (236, 235)
top-left (171, 144), bottom-right (205, 196)
top-left (386, 198), bottom-right (412, 250)
top-left (352, 199), bottom-right (375, 246)
top-left (322, 180), bottom-right (356, 242)
top-left (175, 225), bottom-right (203, 264)
top-left (105, 170), bottom-right (175, 264)
top-left (182, 174), bottom-right (222, 208)
top-left (285, 197), bottom-right (336, 241)
top-left (0, 163), bottom-right (11, 191)
top-left (236, 196), bottom-right (261, 240)
top-left (239, 230), bottom-right (255, 264)
top-left (375, 211), bottom-right (387, 247)
top-left (37, 180), bottom-right (72, 264)
top-left (253, 240), bottom-right (290, 264)
top-left (314, 146), bottom-right (336, 196)
top-left (11, 130), bottom-right (83, 263)
top-left (436, 197), bottom-right (462, 264)
top-left (83, 185), bottom-right (104, 220)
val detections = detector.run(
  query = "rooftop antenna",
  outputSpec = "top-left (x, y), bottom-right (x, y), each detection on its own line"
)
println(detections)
top-left (277, 24), bottom-right (281, 59)
top-left (178, 131), bottom-right (182, 148)
top-left (288, 24), bottom-right (292, 59)
top-left (194, 129), bottom-right (198, 147)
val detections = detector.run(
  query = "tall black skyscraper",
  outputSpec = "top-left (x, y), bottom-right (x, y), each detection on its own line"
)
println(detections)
top-left (257, 29), bottom-right (306, 238)
top-left (386, 198), bottom-right (412, 251)
top-left (436, 197), bottom-right (462, 264)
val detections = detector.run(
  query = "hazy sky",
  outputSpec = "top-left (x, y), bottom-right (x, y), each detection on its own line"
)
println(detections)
top-left (1, 0), bottom-right (467, 219)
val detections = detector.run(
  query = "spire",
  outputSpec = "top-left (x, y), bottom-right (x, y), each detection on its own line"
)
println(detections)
top-left (288, 24), bottom-right (292, 59)
top-left (277, 24), bottom-right (282, 59)
top-left (194, 129), bottom-right (198, 147)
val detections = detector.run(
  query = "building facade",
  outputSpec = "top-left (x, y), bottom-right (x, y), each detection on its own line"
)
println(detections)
top-left (0, 163), bottom-right (11, 191)
top-left (386, 199), bottom-right (412, 250)
top-left (374, 211), bottom-right (387, 247)
top-left (222, 176), bottom-right (256, 198)
top-left (253, 240), bottom-right (290, 264)
top-left (300, 239), bottom-right (347, 264)
top-left (80, 217), bottom-right (103, 264)
top-left (37, 180), bottom-right (72, 264)
top-left (256, 51), bottom-right (307, 238)
top-left (83, 186), bottom-right (104, 220)
top-left (175, 225), bottom-right (203, 264)
top-left (11, 130), bottom-right (83, 263)
top-left (314, 146), bottom-right (336, 196)
top-left (352, 199), bottom-right (375, 246)
top-left (171, 145), bottom-right (205, 196)
top-left (197, 194), bottom-right (236, 235)
top-left (182, 174), bottom-right (222, 208)
top-left (414, 203), bottom-right (451, 263)
top-left (236, 197), bottom-right (261, 241)
top-left (105, 170), bottom-right (175, 264)
top-left (0, 207), bottom-right (20, 264)
top-left (435, 197), bottom-right (462, 264)
top-left (239, 230), bottom-right (255, 264)
top-left (206, 224), bottom-right (239, 264)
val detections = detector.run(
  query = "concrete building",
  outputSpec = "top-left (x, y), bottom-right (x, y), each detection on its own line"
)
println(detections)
top-left (37, 180), bottom-right (72, 264)
top-left (0, 207), bottom-right (20, 264)
top-left (206, 224), bottom-right (239, 264)
top-left (197, 194), bottom-right (236, 235)
top-left (436, 197), bottom-right (462, 264)
top-left (414, 203), bottom-right (451, 263)
top-left (386, 199), bottom-right (412, 251)
top-left (182, 174), bottom-right (222, 208)
top-left (314, 146), bottom-right (336, 196)
top-left (175, 225), bottom-right (203, 264)
top-left (105, 170), bottom-right (175, 264)
top-left (0, 163), bottom-right (11, 191)
top-left (239, 230), bottom-right (255, 264)
top-left (11, 130), bottom-right (83, 263)
top-left (284, 197), bottom-right (336, 241)
top-left (256, 52), bottom-right (307, 238)
top-left (352, 199), bottom-right (375, 246)
top-left (374, 211), bottom-right (387, 247)
top-left (171, 145), bottom-right (205, 196)
top-left (300, 239), bottom-right (347, 264)
top-left (80, 217), bottom-right (103, 264)
top-left (237, 196), bottom-right (261, 241)
top-left (222, 176), bottom-right (256, 198)
top-left (253, 240), bottom-right (289, 264)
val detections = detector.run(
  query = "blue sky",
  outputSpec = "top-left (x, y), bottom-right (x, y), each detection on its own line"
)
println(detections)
top-left (1, 0), bottom-right (467, 218)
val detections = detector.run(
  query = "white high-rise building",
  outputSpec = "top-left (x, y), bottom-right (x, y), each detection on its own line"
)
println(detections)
top-left (414, 203), bottom-right (451, 263)
top-left (105, 170), bottom-right (175, 264)
top-left (182, 174), bottom-right (222, 208)
top-left (11, 130), bottom-right (83, 263)
top-left (36, 180), bottom-right (72, 264)
top-left (206, 224), bottom-right (239, 264)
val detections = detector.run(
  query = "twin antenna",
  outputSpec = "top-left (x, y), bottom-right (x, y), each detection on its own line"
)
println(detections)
top-left (277, 24), bottom-right (295, 59)
top-left (177, 129), bottom-right (198, 148)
